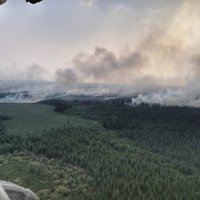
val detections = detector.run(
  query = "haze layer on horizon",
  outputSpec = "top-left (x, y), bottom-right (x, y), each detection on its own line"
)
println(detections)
top-left (0, 0), bottom-right (200, 89)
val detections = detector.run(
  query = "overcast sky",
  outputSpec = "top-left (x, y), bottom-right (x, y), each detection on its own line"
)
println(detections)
top-left (1, 0), bottom-right (199, 86)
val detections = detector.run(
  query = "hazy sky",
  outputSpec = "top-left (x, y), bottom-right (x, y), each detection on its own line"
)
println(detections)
top-left (1, 0), bottom-right (199, 86)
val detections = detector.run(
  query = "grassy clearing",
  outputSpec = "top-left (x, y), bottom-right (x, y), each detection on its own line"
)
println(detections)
top-left (0, 103), bottom-right (98, 136)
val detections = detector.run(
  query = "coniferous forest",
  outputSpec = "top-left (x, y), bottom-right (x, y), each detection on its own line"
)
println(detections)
top-left (1, 101), bottom-right (200, 199)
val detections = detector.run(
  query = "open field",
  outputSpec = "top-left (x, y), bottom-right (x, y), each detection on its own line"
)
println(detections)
top-left (1, 101), bottom-right (200, 199)
top-left (0, 103), bottom-right (98, 136)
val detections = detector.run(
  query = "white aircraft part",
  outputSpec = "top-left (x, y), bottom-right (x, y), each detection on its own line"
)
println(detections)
top-left (0, 181), bottom-right (39, 200)
top-left (0, 186), bottom-right (10, 200)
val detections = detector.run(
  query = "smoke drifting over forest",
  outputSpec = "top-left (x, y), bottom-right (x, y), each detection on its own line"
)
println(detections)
top-left (49, 0), bottom-right (199, 106)
top-left (56, 0), bottom-right (200, 86)
top-left (1, 0), bottom-right (200, 106)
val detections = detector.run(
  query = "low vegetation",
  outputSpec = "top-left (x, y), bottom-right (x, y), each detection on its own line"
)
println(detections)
top-left (0, 153), bottom-right (93, 200)
top-left (1, 101), bottom-right (200, 199)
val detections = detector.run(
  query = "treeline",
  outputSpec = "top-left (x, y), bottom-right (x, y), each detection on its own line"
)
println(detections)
top-left (0, 115), bottom-right (10, 121)
top-left (0, 114), bottom-right (10, 135)
top-left (1, 102), bottom-right (200, 199)
top-left (49, 101), bottom-right (200, 167)
top-left (0, 120), bottom-right (4, 135)
top-left (1, 124), bottom-right (200, 200)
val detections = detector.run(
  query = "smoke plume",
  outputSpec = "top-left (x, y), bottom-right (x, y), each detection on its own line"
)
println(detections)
top-left (80, 0), bottom-right (97, 6)
top-left (56, 0), bottom-right (200, 86)
top-left (52, 0), bottom-right (200, 106)
top-left (56, 47), bottom-right (147, 84)
top-left (1, 0), bottom-right (200, 106)
top-left (0, 63), bottom-right (47, 81)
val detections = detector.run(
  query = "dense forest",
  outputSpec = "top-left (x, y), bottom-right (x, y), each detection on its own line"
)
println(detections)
top-left (1, 101), bottom-right (200, 199)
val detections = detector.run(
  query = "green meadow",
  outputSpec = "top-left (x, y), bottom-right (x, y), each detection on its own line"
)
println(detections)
top-left (0, 103), bottom-right (97, 136)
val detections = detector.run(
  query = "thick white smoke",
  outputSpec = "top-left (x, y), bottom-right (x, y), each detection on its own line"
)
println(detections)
top-left (53, 0), bottom-right (200, 107)
top-left (0, 81), bottom-right (54, 103)
top-left (1, 0), bottom-right (200, 106)
top-left (57, 0), bottom-right (200, 86)
top-left (131, 83), bottom-right (200, 107)
top-left (0, 80), bottom-right (200, 107)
